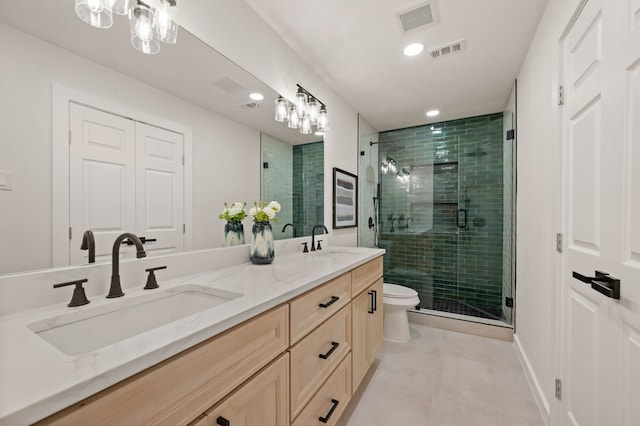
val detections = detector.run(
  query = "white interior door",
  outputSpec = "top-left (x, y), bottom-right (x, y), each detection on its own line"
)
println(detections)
top-left (69, 102), bottom-right (136, 264)
top-left (560, 0), bottom-right (640, 425)
top-left (135, 122), bottom-right (184, 255)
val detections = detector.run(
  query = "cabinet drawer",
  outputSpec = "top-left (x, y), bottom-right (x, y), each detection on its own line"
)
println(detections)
top-left (290, 273), bottom-right (351, 344)
top-left (351, 257), bottom-right (383, 297)
top-left (38, 305), bottom-right (289, 426)
top-left (292, 353), bottom-right (352, 426)
top-left (206, 353), bottom-right (289, 426)
top-left (290, 304), bottom-right (351, 419)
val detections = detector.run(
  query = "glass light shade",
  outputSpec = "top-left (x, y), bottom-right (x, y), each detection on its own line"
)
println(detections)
top-left (154, 0), bottom-right (179, 44)
top-left (307, 98), bottom-right (320, 125)
top-left (295, 89), bottom-right (307, 116)
top-left (316, 106), bottom-right (329, 131)
top-left (75, 0), bottom-right (114, 29)
top-left (300, 115), bottom-right (312, 135)
top-left (381, 161), bottom-right (389, 174)
top-left (130, 3), bottom-right (160, 54)
top-left (288, 105), bottom-right (300, 129)
top-left (275, 96), bottom-right (289, 122)
top-left (388, 158), bottom-right (397, 174)
top-left (113, 0), bottom-right (130, 15)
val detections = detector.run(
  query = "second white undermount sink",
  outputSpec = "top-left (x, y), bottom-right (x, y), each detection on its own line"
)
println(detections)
top-left (28, 284), bottom-right (242, 356)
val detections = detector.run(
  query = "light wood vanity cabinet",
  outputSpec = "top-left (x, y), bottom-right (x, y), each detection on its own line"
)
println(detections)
top-left (37, 256), bottom-right (384, 426)
top-left (204, 353), bottom-right (290, 426)
top-left (352, 278), bottom-right (384, 390)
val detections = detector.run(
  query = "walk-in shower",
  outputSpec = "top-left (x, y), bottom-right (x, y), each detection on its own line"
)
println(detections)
top-left (358, 111), bottom-right (515, 324)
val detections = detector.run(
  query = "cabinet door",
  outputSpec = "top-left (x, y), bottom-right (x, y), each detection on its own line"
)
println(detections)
top-left (367, 279), bottom-right (384, 361)
top-left (351, 279), bottom-right (384, 392)
top-left (206, 353), bottom-right (289, 426)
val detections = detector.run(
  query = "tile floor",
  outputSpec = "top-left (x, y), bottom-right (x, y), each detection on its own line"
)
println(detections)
top-left (337, 322), bottom-right (544, 426)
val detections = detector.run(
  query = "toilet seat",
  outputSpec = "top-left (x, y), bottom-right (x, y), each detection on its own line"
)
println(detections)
top-left (383, 283), bottom-right (418, 298)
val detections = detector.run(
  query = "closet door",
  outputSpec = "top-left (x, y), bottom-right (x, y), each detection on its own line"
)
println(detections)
top-left (135, 122), bottom-right (184, 255)
top-left (69, 102), bottom-right (136, 265)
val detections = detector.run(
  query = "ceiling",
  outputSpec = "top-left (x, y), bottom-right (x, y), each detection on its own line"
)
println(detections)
top-left (246, 0), bottom-right (548, 132)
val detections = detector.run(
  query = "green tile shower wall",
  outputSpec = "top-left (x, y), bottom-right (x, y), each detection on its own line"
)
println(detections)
top-left (292, 141), bottom-right (324, 237)
top-left (379, 113), bottom-right (505, 315)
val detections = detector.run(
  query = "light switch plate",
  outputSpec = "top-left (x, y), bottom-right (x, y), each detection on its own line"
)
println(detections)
top-left (0, 171), bottom-right (13, 191)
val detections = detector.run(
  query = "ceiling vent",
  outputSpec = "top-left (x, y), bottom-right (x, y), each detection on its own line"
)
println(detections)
top-left (395, 1), bottom-right (439, 34)
top-left (210, 77), bottom-right (245, 94)
top-left (239, 102), bottom-right (261, 109)
top-left (428, 39), bottom-right (467, 60)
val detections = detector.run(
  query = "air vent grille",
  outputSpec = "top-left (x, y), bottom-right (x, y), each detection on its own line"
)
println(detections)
top-left (239, 102), bottom-right (261, 109)
top-left (396, 1), bottom-right (439, 34)
top-left (210, 77), bottom-right (245, 94)
top-left (428, 39), bottom-right (467, 60)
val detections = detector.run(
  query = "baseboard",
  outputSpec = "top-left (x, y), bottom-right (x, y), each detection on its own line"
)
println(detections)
top-left (514, 334), bottom-right (551, 426)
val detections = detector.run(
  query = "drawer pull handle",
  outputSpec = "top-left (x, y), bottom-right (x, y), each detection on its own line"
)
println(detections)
top-left (319, 341), bottom-right (340, 360)
top-left (216, 416), bottom-right (230, 426)
top-left (368, 291), bottom-right (374, 314)
top-left (319, 398), bottom-right (340, 423)
top-left (319, 296), bottom-right (339, 308)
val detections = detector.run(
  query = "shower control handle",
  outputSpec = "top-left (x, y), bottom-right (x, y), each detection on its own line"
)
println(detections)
top-left (456, 209), bottom-right (467, 229)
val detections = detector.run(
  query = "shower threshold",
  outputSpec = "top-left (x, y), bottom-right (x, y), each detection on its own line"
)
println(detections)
top-left (409, 306), bottom-right (513, 329)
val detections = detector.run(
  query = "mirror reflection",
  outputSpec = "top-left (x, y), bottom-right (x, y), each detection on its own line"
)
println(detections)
top-left (0, 0), bottom-right (324, 275)
top-left (260, 134), bottom-right (324, 240)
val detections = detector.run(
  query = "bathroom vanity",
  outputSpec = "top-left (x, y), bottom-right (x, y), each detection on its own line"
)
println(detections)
top-left (0, 246), bottom-right (384, 425)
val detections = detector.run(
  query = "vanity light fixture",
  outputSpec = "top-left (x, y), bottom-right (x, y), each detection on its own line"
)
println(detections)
top-left (75, 0), bottom-right (114, 29)
top-left (288, 104), bottom-right (301, 129)
top-left (74, 0), bottom-right (181, 55)
top-left (381, 156), bottom-right (397, 174)
top-left (274, 85), bottom-right (329, 134)
top-left (275, 95), bottom-right (289, 122)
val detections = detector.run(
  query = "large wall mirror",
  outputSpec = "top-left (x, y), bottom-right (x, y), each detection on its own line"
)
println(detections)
top-left (0, 0), bottom-right (323, 275)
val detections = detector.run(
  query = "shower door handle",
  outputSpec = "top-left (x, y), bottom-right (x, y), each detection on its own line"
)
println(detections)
top-left (456, 209), bottom-right (467, 229)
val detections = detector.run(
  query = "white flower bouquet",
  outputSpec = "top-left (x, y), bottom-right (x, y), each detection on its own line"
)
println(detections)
top-left (248, 201), bottom-right (281, 223)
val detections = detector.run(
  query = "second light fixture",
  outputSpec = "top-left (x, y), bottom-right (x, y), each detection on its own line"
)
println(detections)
top-left (275, 85), bottom-right (329, 134)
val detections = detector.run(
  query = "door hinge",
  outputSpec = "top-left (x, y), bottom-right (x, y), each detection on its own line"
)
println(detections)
top-left (558, 85), bottom-right (565, 105)
top-left (69, 227), bottom-right (72, 240)
top-left (505, 297), bottom-right (514, 308)
top-left (183, 224), bottom-right (186, 234)
top-left (182, 155), bottom-right (185, 165)
top-left (68, 131), bottom-right (72, 145)
top-left (555, 378), bottom-right (562, 400)
top-left (556, 233), bottom-right (563, 253)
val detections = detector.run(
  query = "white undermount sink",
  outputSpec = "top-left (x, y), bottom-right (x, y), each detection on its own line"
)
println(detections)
top-left (28, 284), bottom-right (242, 356)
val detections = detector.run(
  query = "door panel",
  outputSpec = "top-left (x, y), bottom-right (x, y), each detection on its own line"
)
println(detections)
top-left (560, 1), bottom-right (640, 425)
top-left (136, 122), bottom-right (184, 255)
top-left (69, 103), bottom-right (135, 264)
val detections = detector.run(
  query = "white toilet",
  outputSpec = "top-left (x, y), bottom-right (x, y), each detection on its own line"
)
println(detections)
top-left (383, 283), bottom-right (420, 343)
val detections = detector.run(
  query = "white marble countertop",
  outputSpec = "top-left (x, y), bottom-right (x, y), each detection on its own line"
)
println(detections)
top-left (0, 246), bottom-right (384, 425)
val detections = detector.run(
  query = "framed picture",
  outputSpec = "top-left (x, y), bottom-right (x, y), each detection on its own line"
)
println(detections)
top-left (332, 167), bottom-right (358, 229)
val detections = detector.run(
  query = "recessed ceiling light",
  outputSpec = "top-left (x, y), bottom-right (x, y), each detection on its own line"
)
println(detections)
top-left (403, 43), bottom-right (424, 57)
top-left (249, 92), bottom-right (264, 101)
top-left (314, 131), bottom-right (324, 136)
top-left (426, 109), bottom-right (440, 117)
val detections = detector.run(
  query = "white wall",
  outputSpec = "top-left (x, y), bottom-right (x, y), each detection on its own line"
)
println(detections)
top-left (180, 0), bottom-right (360, 247)
top-left (514, 0), bottom-right (581, 421)
top-left (0, 23), bottom-right (260, 274)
